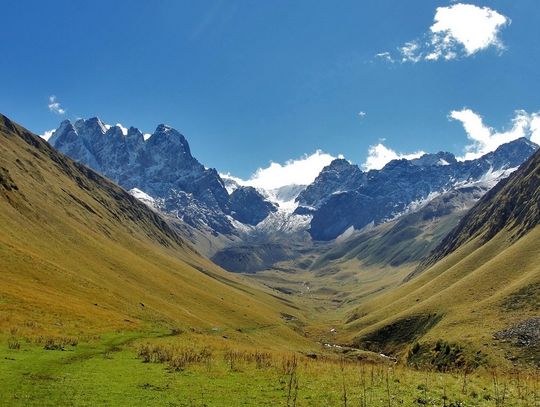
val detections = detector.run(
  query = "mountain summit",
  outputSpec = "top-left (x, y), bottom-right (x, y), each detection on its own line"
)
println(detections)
top-left (49, 118), bottom-right (275, 235)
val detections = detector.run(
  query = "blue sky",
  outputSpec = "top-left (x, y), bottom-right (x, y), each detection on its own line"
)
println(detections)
top-left (1, 1), bottom-right (539, 183)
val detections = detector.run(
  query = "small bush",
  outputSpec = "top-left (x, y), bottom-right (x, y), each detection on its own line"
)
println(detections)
top-left (407, 340), bottom-right (485, 372)
top-left (170, 328), bottom-right (184, 336)
top-left (136, 343), bottom-right (213, 371)
top-left (137, 343), bottom-right (173, 363)
top-left (44, 337), bottom-right (64, 351)
top-left (168, 347), bottom-right (213, 371)
top-left (7, 337), bottom-right (20, 350)
top-left (43, 336), bottom-right (78, 351)
top-left (224, 348), bottom-right (243, 371)
top-left (254, 350), bottom-right (273, 369)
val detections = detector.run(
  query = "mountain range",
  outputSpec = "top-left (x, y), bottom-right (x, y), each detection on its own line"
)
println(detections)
top-left (48, 118), bottom-right (538, 262)
top-left (297, 140), bottom-right (537, 240)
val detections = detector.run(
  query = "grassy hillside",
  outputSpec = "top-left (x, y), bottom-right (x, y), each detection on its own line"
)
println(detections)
top-left (0, 113), bottom-right (310, 350)
top-left (310, 185), bottom-right (484, 271)
top-left (346, 150), bottom-right (540, 369)
top-left (244, 186), bottom-right (484, 337)
top-left (419, 149), bottom-right (540, 271)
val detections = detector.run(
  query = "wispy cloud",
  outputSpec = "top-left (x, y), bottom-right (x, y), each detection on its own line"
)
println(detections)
top-left (363, 143), bottom-right (425, 170)
top-left (48, 95), bottom-right (66, 115)
top-left (400, 41), bottom-right (423, 63)
top-left (450, 108), bottom-right (540, 160)
top-left (374, 52), bottom-right (394, 63)
top-left (377, 3), bottom-right (509, 63)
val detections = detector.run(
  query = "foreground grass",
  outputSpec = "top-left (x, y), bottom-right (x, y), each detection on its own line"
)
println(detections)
top-left (0, 332), bottom-right (538, 406)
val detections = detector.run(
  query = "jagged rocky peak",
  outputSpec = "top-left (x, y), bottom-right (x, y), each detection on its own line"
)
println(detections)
top-left (48, 120), bottom-right (77, 145)
top-left (326, 158), bottom-right (353, 171)
top-left (127, 126), bottom-right (144, 142)
top-left (105, 124), bottom-right (125, 139)
top-left (74, 117), bottom-right (107, 138)
top-left (295, 158), bottom-right (364, 210)
top-left (147, 124), bottom-right (192, 157)
top-left (230, 186), bottom-right (278, 226)
top-left (480, 137), bottom-right (537, 167)
top-left (47, 117), bottom-right (278, 235)
top-left (410, 151), bottom-right (457, 167)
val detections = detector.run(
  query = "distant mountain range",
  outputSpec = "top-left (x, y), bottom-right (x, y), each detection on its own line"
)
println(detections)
top-left (296, 139), bottom-right (537, 240)
top-left (48, 118), bottom-right (538, 253)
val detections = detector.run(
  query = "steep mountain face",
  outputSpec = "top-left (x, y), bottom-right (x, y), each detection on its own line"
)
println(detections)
top-left (49, 118), bottom-right (274, 235)
top-left (418, 146), bottom-right (540, 272)
top-left (311, 184), bottom-right (488, 271)
top-left (229, 186), bottom-right (278, 225)
top-left (295, 158), bottom-right (365, 212)
top-left (297, 139), bottom-right (538, 240)
top-left (0, 113), bottom-right (302, 335)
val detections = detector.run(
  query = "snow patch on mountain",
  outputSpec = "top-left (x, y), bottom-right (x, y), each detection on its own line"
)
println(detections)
top-left (129, 188), bottom-right (158, 210)
top-left (259, 184), bottom-right (307, 213)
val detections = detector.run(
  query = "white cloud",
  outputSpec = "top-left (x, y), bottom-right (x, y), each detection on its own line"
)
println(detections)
top-left (363, 143), bottom-right (425, 170)
top-left (40, 129), bottom-right (55, 141)
top-left (375, 52), bottom-right (395, 63)
top-left (429, 3), bottom-right (508, 59)
top-left (400, 41), bottom-right (423, 63)
top-left (223, 150), bottom-right (341, 190)
top-left (48, 95), bottom-right (66, 115)
top-left (530, 115), bottom-right (540, 145)
top-left (103, 123), bottom-right (128, 136)
top-left (450, 108), bottom-right (540, 160)
top-left (378, 3), bottom-right (509, 63)
top-left (358, 111), bottom-right (367, 118)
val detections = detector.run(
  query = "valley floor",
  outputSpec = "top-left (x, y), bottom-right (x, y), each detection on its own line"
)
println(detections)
top-left (1, 330), bottom-right (538, 407)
